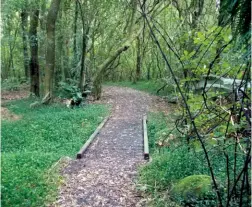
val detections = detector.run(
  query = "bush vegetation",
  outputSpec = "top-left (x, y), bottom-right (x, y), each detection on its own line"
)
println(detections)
top-left (137, 112), bottom-right (248, 207)
top-left (1, 99), bottom-right (109, 206)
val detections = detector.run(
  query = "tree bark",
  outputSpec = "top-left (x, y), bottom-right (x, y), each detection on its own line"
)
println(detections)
top-left (57, 27), bottom-right (64, 82)
top-left (43, 0), bottom-right (62, 103)
top-left (147, 63), bottom-right (151, 80)
top-left (38, 0), bottom-right (47, 87)
top-left (128, 0), bottom-right (137, 34)
top-left (56, 6), bottom-right (65, 83)
top-left (190, 0), bottom-right (204, 30)
top-left (72, 0), bottom-right (79, 68)
top-left (135, 36), bottom-right (141, 82)
top-left (6, 23), bottom-right (18, 79)
top-left (29, 9), bottom-right (40, 96)
top-left (187, 0), bottom-right (204, 79)
top-left (77, 0), bottom-right (90, 92)
top-left (21, 9), bottom-right (29, 80)
top-left (216, 0), bottom-right (226, 63)
top-left (79, 27), bottom-right (89, 91)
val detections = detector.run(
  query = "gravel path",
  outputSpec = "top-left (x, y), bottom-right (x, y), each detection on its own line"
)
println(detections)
top-left (54, 86), bottom-right (156, 207)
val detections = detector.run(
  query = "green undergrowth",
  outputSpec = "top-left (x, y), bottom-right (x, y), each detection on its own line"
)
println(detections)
top-left (1, 78), bottom-right (27, 91)
top-left (105, 80), bottom-right (174, 96)
top-left (138, 113), bottom-right (206, 207)
top-left (1, 99), bottom-right (109, 207)
top-left (137, 112), bottom-right (233, 207)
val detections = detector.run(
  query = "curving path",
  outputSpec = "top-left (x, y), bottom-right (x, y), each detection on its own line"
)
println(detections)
top-left (54, 86), bottom-right (161, 207)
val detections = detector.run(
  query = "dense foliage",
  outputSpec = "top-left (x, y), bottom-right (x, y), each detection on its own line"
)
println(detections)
top-left (138, 111), bottom-right (248, 206)
top-left (1, 0), bottom-right (250, 206)
top-left (1, 100), bottom-right (109, 206)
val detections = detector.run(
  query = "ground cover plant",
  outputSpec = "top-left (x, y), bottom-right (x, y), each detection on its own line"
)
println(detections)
top-left (1, 99), bottom-right (109, 206)
top-left (138, 111), bottom-right (249, 207)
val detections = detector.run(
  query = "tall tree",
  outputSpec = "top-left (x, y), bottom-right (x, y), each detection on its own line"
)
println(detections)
top-left (29, 9), bottom-right (40, 96)
top-left (77, 0), bottom-right (90, 92)
top-left (72, 0), bottom-right (79, 69)
top-left (43, 0), bottom-right (62, 103)
top-left (135, 36), bottom-right (141, 82)
top-left (21, 2), bottom-right (29, 80)
top-left (92, 28), bottom-right (142, 99)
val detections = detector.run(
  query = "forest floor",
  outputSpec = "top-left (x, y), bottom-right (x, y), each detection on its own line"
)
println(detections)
top-left (1, 84), bottom-right (29, 102)
top-left (1, 85), bottom-right (29, 120)
top-left (53, 86), bottom-right (170, 207)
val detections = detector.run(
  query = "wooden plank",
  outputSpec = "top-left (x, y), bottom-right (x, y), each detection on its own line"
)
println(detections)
top-left (76, 116), bottom-right (110, 159)
top-left (143, 115), bottom-right (149, 160)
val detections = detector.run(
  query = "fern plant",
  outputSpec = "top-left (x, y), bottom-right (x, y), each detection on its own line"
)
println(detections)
top-left (58, 81), bottom-right (83, 103)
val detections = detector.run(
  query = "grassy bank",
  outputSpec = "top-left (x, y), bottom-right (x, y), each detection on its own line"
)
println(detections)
top-left (137, 112), bottom-right (242, 207)
top-left (1, 99), bottom-right (109, 206)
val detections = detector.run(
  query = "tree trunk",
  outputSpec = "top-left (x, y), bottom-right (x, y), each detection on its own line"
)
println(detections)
top-left (216, 0), bottom-right (226, 63)
top-left (56, 6), bottom-right (64, 83)
top-left (57, 32), bottom-right (64, 82)
top-left (92, 28), bottom-right (142, 99)
top-left (92, 0), bottom-right (140, 99)
top-left (43, 0), bottom-right (61, 103)
top-left (190, 0), bottom-right (204, 30)
top-left (1, 46), bottom-right (8, 79)
top-left (147, 63), bottom-right (151, 80)
top-left (124, 0), bottom-right (137, 34)
top-left (29, 9), bottom-right (40, 97)
top-left (21, 9), bottom-right (29, 80)
top-left (72, 0), bottom-right (79, 68)
top-left (79, 28), bottom-right (89, 91)
top-left (38, 0), bottom-right (47, 87)
top-left (91, 30), bottom-right (95, 75)
top-left (128, 0), bottom-right (137, 34)
top-left (64, 41), bottom-right (71, 79)
top-left (7, 24), bottom-right (18, 79)
top-left (184, 0), bottom-right (204, 79)
top-left (92, 45), bottom-right (130, 99)
top-left (135, 36), bottom-right (141, 82)
top-left (77, 0), bottom-right (90, 92)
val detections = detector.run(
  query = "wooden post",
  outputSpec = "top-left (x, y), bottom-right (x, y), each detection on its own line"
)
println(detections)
top-left (76, 116), bottom-right (109, 159)
top-left (143, 115), bottom-right (149, 160)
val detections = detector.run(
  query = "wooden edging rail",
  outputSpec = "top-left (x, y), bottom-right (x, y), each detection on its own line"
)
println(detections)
top-left (76, 116), bottom-right (110, 159)
top-left (143, 115), bottom-right (149, 160)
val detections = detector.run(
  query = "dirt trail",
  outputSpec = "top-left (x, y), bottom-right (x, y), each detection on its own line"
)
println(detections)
top-left (53, 86), bottom-right (166, 207)
top-left (1, 85), bottom-right (29, 103)
top-left (1, 87), bottom-right (29, 120)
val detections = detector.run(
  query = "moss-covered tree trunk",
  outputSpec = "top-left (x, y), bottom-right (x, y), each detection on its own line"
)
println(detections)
top-left (92, 45), bottom-right (130, 99)
top-left (29, 10), bottom-right (40, 96)
top-left (72, 0), bottom-right (79, 69)
top-left (92, 0), bottom-right (141, 99)
top-left (43, 0), bottom-right (61, 103)
top-left (92, 28), bottom-right (142, 99)
top-left (79, 28), bottom-right (89, 91)
top-left (77, 0), bottom-right (90, 92)
top-left (21, 7), bottom-right (29, 80)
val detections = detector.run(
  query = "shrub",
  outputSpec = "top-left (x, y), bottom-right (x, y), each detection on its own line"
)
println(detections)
top-left (171, 175), bottom-right (216, 206)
